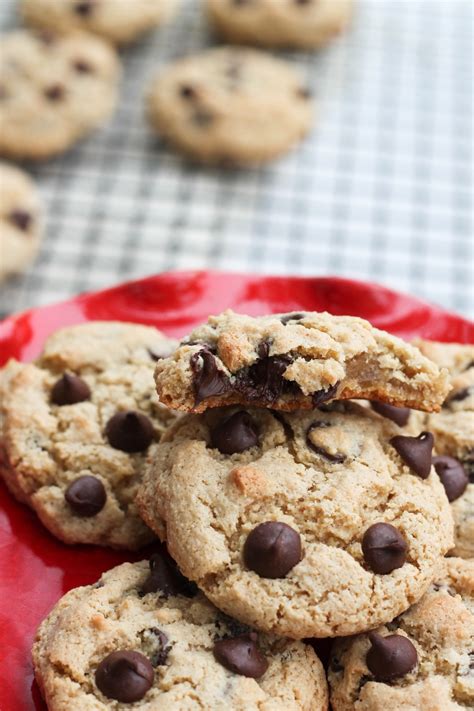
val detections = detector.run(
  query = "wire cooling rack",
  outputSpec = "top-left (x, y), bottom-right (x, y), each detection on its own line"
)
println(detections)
top-left (0, 0), bottom-right (473, 320)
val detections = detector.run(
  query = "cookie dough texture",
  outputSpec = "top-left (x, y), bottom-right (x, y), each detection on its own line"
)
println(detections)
top-left (21, 0), bottom-right (179, 46)
top-left (413, 340), bottom-right (474, 559)
top-left (0, 162), bottom-right (43, 280)
top-left (0, 322), bottom-right (177, 549)
top-left (0, 30), bottom-right (120, 160)
top-left (206, 0), bottom-right (353, 49)
top-left (329, 557), bottom-right (474, 710)
top-left (147, 47), bottom-right (313, 166)
top-left (154, 310), bottom-right (450, 414)
top-left (137, 402), bottom-right (454, 638)
top-left (33, 560), bottom-right (329, 711)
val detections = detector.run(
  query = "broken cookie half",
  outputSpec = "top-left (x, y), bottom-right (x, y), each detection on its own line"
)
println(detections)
top-left (154, 310), bottom-right (450, 414)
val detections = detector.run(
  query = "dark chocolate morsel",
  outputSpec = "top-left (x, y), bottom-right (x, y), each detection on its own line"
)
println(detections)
top-left (362, 523), bottom-right (407, 574)
top-left (65, 475), bottom-right (106, 517)
top-left (306, 421), bottom-right (346, 463)
top-left (370, 401), bottom-right (411, 427)
top-left (446, 386), bottom-right (471, 404)
top-left (235, 353), bottom-right (300, 404)
top-left (432, 455), bottom-right (469, 502)
top-left (366, 632), bottom-right (418, 681)
top-left (140, 545), bottom-right (197, 598)
top-left (390, 432), bottom-right (434, 478)
top-left (190, 348), bottom-right (230, 405)
top-left (280, 312), bottom-right (305, 324)
top-left (179, 84), bottom-right (197, 99)
top-left (312, 382), bottom-right (339, 408)
top-left (210, 410), bottom-right (259, 454)
top-left (244, 521), bottom-right (302, 579)
top-left (44, 83), bottom-right (65, 101)
top-left (74, 1), bottom-right (94, 15)
top-left (95, 651), bottom-right (154, 703)
top-left (147, 628), bottom-right (170, 667)
top-left (9, 209), bottom-right (32, 232)
top-left (51, 373), bottom-right (91, 405)
top-left (73, 59), bottom-right (93, 73)
top-left (105, 411), bottom-right (154, 453)
top-left (213, 633), bottom-right (268, 678)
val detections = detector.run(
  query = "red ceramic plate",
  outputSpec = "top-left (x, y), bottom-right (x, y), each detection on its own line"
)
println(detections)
top-left (1, 270), bottom-right (473, 711)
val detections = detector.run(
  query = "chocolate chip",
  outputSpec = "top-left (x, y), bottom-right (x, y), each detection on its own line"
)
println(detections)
top-left (306, 421), bottom-right (346, 463)
top-left (51, 373), bottom-right (91, 405)
top-left (244, 521), bottom-right (302, 578)
top-left (9, 209), bottom-right (32, 232)
top-left (280, 312), bottom-right (305, 324)
top-left (65, 475), bottom-right (106, 517)
top-left (236, 354), bottom-right (300, 404)
top-left (147, 628), bottom-right (170, 667)
top-left (190, 348), bottom-right (230, 406)
top-left (446, 386), bottom-right (471, 404)
top-left (366, 632), bottom-right (418, 681)
top-left (44, 84), bottom-right (65, 101)
top-left (213, 633), bottom-right (268, 678)
top-left (465, 360), bottom-right (474, 371)
top-left (179, 84), bottom-right (197, 100)
top-left (432, 455), bottom-right (468, 502)
top-left (95, 651), bottom-right (154, 703)
top-left (298, 87), bottom-right (312, 100)
top-left (105, 411), bottom-right (154, 453)
top-left (257, 340), bottom-right (271, 359)
top-left (74, 1), bottom-right (94, 15)
top-left (140, 546), bottom-right (197, 598)
top-left (390, 432), bottom-right (434, 478)
top-left (210, 410), bottom-right (259, 454)
top-left (362, 523), bottom-right (407, 574)
top-left (370, 401), bottom-right (411, 427)
top-left (312, 382), bottom-right (339, 408)
top-left (73, 59), bottom-right (93, 74)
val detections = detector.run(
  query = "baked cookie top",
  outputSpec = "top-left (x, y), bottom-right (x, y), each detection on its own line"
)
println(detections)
top-left (329, 557), bottom-right (474, 711)
top-left (413, 340), bottom-right (473, 558)
top-left (21, 0), bottom-right (179, 46)
top-left (0, 30), bottom-right (120, 160)
top-left (0, 162), bottom-right (43, 280)
top-left (33, 557), bottom-right (328, 710)
top-left (147, 47), bottom-right (313, 166)
top-left (154, 310), bottom-right (450, 414)
top-left (0, 321), bottom-right (177, 550)
top-left (137, 402), bottom-right (454, 638)
top-left (206, 0), bottom-right (353, 49)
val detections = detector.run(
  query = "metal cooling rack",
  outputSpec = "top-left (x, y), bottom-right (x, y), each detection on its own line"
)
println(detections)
top-left (0, 0), bottom-right (473, 319)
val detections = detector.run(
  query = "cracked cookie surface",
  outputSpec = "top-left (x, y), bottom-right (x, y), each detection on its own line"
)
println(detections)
top-left (137, 402), bottom-right (454, 638)
top-left (147, 48), bottom-right (313, 166)
top-left (411, 340), bottom-right (473, 559)
top-left (0, 321), bottom-right (177, 549)
top-left (21, 0), bottom-right (179, 46)
top-left (33, 559), bottom-right (328, 710)
top-left (0, 30), bottom-right (120, 159)
top-left (206, 0), bottom-right (353, 49)
top-left (329, 556), bottom-right (474, 710)
top-left (0, 162), bottom-right (43, 280)
top-left (154, 310), bottom-right (450, 414)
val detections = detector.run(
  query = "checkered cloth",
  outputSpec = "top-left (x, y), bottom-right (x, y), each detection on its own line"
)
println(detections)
top-left (1, 0), bottom-right (473, 320)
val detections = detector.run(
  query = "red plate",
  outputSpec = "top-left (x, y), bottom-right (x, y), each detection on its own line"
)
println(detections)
top-left (1, 270), bottom-right (473, 711)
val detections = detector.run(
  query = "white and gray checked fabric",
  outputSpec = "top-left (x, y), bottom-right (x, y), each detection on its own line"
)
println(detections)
top-left (0, 0), bottom-right (473, 319)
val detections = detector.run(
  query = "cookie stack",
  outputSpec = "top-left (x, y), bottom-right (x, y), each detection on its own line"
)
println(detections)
top-left (2, 311), bottom-right (471, 709)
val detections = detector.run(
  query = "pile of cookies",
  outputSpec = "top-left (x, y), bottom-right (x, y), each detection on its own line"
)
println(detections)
top-left (1, 310), bottom-right (472, 710)
top-left (1, 0), bottom-right (353, 280)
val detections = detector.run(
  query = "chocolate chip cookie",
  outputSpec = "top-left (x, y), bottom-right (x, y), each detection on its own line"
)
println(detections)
top-left (147, 47), bottom-right (313, 165)
top-left (0, 162), bottom-right (43, 280)
top-left (21, 0), bottom-right (179, 47)
top-left (0, 321), bottom-right (177, 549)
top-left (329, 556), bottom-right (474, 710)
top-left (33, 555), bottom-right (329, 710)
top-left (0, 30), bottom-right (120, 160)
top-left (153, 310), bottom-right (450, 414)
top-left (412, 340), bottom-right (473, 559)
top-left (137, 402), bottom-right (454, 638)
top-left (206, 0), bottom-right (353, 49)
